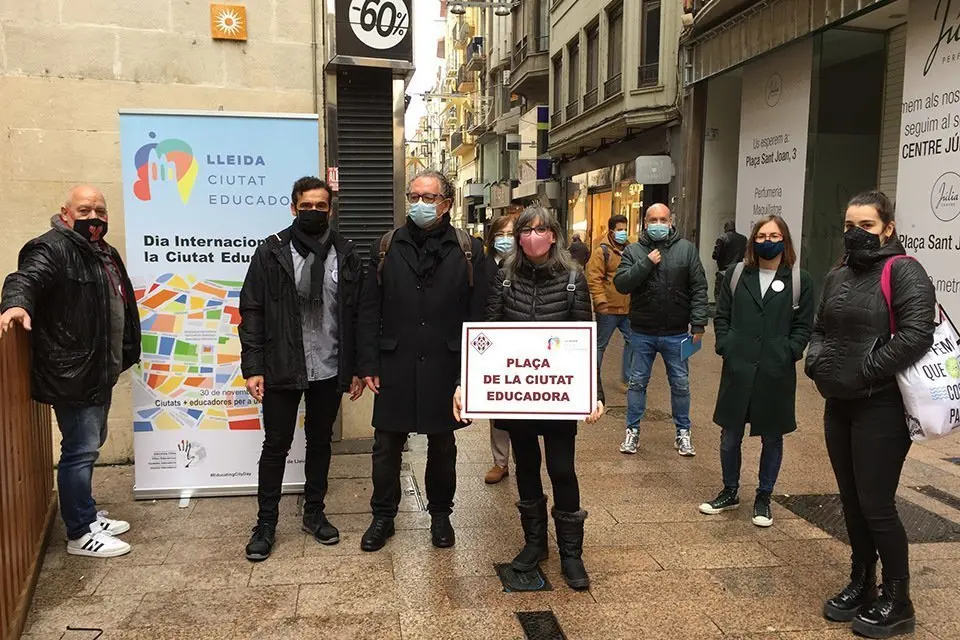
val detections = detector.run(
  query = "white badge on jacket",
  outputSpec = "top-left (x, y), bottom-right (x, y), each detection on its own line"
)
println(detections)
top-left (771, 280), bottom-right (785, 293)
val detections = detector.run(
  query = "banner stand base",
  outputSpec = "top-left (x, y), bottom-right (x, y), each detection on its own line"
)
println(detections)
top-left (133, 481), bottom-right (305, 501)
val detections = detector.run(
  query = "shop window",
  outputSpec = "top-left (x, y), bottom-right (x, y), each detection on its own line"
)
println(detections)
top-left (639, 0), bottom-right (661, 88)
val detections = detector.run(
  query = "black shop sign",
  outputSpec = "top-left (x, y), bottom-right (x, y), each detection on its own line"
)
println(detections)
top-left (334, 0), bottom-right (413, 62)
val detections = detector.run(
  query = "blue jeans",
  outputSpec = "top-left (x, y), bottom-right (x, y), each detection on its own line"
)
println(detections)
top-left (720, 424), bottom-right (783, 495)
top-left (596, 313), bottom-right (633, 382)
top-left (626, 333), bottom-right (691, 436)
top-left (53, 394), bottom-right (111, 540)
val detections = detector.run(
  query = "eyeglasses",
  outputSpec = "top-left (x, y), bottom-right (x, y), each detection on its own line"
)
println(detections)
top-left (519, 226), bottom-right (550, 237)
top-left (298, 203), bottom-right (331, 212)
top-left (406, 192), bottom-right (446, 205)
top-left (756, 233), bottom-right (783, 242)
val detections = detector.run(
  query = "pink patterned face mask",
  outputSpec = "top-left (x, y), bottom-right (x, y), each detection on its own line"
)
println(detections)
top-left (520, 230), bottom-right (555, 259)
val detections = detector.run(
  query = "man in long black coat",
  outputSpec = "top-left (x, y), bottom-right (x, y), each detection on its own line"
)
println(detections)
top-left (357, 170), bottom-right (488, 552)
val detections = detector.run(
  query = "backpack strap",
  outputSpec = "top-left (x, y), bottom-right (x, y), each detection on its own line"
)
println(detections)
top-left (880, 255), bottom-right (917, 333)
top-left (454, 227), bottom-right (475, 288)
top-left (376, 229), bottom-right (397, 286)
top-left (728, 262), bottom-right (745, 296)
top-left (791, 266), bottom-right (801, 310)
top-left (566, 269), bottom-right (578, 313)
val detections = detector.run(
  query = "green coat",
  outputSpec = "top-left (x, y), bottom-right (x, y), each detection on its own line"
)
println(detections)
top-left (713, 264), bottom-right (815, 437)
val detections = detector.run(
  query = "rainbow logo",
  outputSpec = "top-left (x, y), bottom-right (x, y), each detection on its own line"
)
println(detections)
top-left (134, 132), bottom-right (199, 204)
top-left (547, 337), bottom-right (561, 351)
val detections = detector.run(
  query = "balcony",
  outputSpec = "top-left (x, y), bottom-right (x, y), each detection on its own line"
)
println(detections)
top-left (457, 64), bottom-right (475, 93)
top-left (466, 37), bottom-right (485, 73)
top-left (450, 128), bottom-right (476, 157)
top-left (510, 35), bottom-right (550, 104)
top-left (638, 63), bottom-right (660, 88)
top-left (604, 73), bottom-right (623, 100)
top-left (565, 100), bottom-right (579, 121)
top-left (584, 87), bottom-right (599, 111)
top-left (551, 111), bottom-right (562, 129)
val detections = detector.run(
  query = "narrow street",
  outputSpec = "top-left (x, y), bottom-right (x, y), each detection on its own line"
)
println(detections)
top-left (21, 330), bottom-right (960, 639)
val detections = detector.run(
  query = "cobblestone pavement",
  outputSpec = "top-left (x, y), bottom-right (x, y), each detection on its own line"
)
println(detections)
top-left (22, 331), bottom-right (960, 639)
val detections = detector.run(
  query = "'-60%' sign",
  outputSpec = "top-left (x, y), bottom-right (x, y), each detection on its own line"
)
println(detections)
top-left (336, 0), bottom-right (412, 61)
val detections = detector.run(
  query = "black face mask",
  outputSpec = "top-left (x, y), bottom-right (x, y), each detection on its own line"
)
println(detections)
top-left (296, 209), bottom-right (329, 235)
top-left (843, 226), bottom-right (882, 253)
top-left (73, 218), bottom-right (108, 243)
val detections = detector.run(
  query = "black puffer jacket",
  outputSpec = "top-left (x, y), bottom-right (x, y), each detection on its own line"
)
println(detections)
top-left (804, 238), bottom-right (936, 400)
top-left (1, 225), bottom-right (141, 407)
top-left (486, 258), bottom-right (604, 404)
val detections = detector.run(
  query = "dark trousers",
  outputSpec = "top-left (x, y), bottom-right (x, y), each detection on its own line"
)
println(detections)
top-left (720, 425), bottom-right (784, 496)
top-left (824, 390), bottom-right (912, 580)
top-left (511, 430), bottom-right (580, 512)
top-left (371, 430), bottom-right (457, 518)
top-left (257, 378), bottom-right (341, 525)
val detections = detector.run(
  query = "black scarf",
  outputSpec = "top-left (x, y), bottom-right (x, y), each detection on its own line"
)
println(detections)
top-left (290, 220), bottom-right (334, 301)
top-left (406, 214), bottom-right (451, 283)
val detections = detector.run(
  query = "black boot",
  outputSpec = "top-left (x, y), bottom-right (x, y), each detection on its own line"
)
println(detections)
top-left (552, 507), bottom-right (589, 591)
top-left (245, 522), bottom-right (276, 562)
top-left (431, 514), bottom-right (456, 548)
top-left (511, 495), bottom-right (549, 572)
top-left (852, 578), bottom-right (916, 639)
top-left (360, 517), bottom-right (395, 552)
top-left (823, 561), bottom-right (878, 622)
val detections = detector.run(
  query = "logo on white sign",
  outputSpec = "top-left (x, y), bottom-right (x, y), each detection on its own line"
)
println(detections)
top-left (931, 172), bottom-right (960, 222)
top-left (471, 333), bottom-right (493, 354)
top-left (765, 73), bottom-right (783, 107)
top-left (349, 0), bottom-right (409, 50)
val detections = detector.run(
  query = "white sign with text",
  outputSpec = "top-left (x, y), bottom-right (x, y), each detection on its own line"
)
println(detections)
top-left (735, 38), bottom-right (813, 256)
top-left (896, 0), bottom-right (960, 321)
top-left (461, 322), bottom-right (597, 421)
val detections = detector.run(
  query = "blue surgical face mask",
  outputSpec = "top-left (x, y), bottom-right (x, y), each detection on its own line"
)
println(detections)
top-left (613, 230), bottom-right (629, 245)
top-left (408, 202), bottom-right (439, 229)
top-left (493, 236), bottom-right (514, 255)
top-left (647, 223), bottom-right (670, 241)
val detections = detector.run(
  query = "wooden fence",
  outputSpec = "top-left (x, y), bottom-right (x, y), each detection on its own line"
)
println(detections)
top-left (0, 326), bottom-right (56, 640)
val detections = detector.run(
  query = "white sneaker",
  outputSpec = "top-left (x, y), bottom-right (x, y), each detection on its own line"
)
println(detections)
top-left (619, 429), bottom-right (639, 454)
top-left (95, 510), bottom-right (130, 535)
top-left (67, 524), bottom-right (131, 558)
top-left (676, 430), bottom-right (696, 457)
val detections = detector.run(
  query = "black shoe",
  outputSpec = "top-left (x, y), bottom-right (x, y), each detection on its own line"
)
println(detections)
top-left (823, 561), bottom-right (878, 622)
top-left (698, 488), bottom-right (739, 515)
top-left (752, 492), bottom-right (773, 528)
top-left (553, 507), bottom-right (589, 591)
top-left (852, 578), bottom-right (916, 639)
top-left (245, 522), bottom-right (276, 562)
top-left (511, 495), bottom-right (549, 572)
top-left (360, 517), bottom-right (395, 552)
top-left (431, 514), bottom-right (456, 548)
top-left (303, 511), bottom-right (340, 546)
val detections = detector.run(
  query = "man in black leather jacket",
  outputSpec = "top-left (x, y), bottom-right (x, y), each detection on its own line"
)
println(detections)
top-left (1, 185), bottom-right (140, 559)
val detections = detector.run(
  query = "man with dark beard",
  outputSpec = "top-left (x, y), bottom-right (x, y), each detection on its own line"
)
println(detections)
top-left (357, 170), bottom-right (488, 551)
top-left (239, 176), bottom-right (364, 561)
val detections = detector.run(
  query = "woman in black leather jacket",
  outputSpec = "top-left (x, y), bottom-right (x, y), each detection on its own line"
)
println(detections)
top-left (805, 191), bottom-right (936, 639)
top-left (457, 205), bottom-right (603, 590)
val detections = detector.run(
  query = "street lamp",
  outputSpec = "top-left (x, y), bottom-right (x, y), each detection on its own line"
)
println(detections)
top-left (445, 1), bottom-right (516, 17)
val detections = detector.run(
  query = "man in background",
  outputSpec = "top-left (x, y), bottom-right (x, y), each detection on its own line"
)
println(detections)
top-left (586, 214), bottom-right (633, 384)
top-left (712, 221), bottom-right (747, 299)
top-left (568, 234), bottom-right (590, 268)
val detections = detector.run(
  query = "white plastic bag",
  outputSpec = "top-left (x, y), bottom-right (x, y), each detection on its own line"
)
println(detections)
top-left (895, 313), bottom-right (960, 442)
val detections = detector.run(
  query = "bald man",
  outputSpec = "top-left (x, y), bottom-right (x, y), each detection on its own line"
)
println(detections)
top-left (1, 186), bottom-right (140, 558)
top-left (613, 203), bottom-right (708, 457)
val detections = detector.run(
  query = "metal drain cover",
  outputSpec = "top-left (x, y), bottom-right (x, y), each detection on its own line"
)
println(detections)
top-left (495, 563), bottom-right (553, 592)
top-left (516, 611), bottom-right (566, 640)
top-left (774, 494), bottom-right (960, 544)
top-left (914, 486), bottom-right (960, 511)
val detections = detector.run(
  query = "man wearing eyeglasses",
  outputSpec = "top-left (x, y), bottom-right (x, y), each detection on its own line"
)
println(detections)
top-left (356, 170), bottom-right (488, 552)
top-left (239, 176), bottom-right (365, 562)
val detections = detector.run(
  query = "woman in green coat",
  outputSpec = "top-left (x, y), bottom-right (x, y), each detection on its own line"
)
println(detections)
top-left (698, 215), bottom-right (814, 527)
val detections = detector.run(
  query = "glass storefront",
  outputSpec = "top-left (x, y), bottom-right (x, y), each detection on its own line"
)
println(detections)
top-left (567, 162), bottom-right (662, 249)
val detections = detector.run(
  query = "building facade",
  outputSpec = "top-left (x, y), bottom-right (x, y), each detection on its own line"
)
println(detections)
top-left (680, 0), bottom-right (960, 318)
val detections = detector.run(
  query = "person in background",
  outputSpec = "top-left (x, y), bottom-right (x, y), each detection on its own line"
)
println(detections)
top-left (586, 214), bottom-right (633, 384)
top-left (0, 185), bottom-right (140, 558)
top-left (483, 214), bottom-right (517, 485)
top-left (357, 170), bottom-right (488, 552)
top-left (805, 191), bottom-right (935, 639)
top-left (455, 205), bottom-right (604, 591)
top-left (712, 221), bottom-right (747, 298)
top-left (239, 177), bottom-right (365, 562)
top-left (568, 233), bottom-right (590, 268)
top-left (614, 203), bottom-right (709, 457)
top-left (699, 215), bottom-right (813, 528)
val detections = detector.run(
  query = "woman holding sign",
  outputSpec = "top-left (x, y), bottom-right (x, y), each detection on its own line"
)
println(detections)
top-left (454, 205), bottom-right (604, 591)
top-left (700, 215), bottom-right (813, 528)
top-left (805, 191), bottom-right (935, 639)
